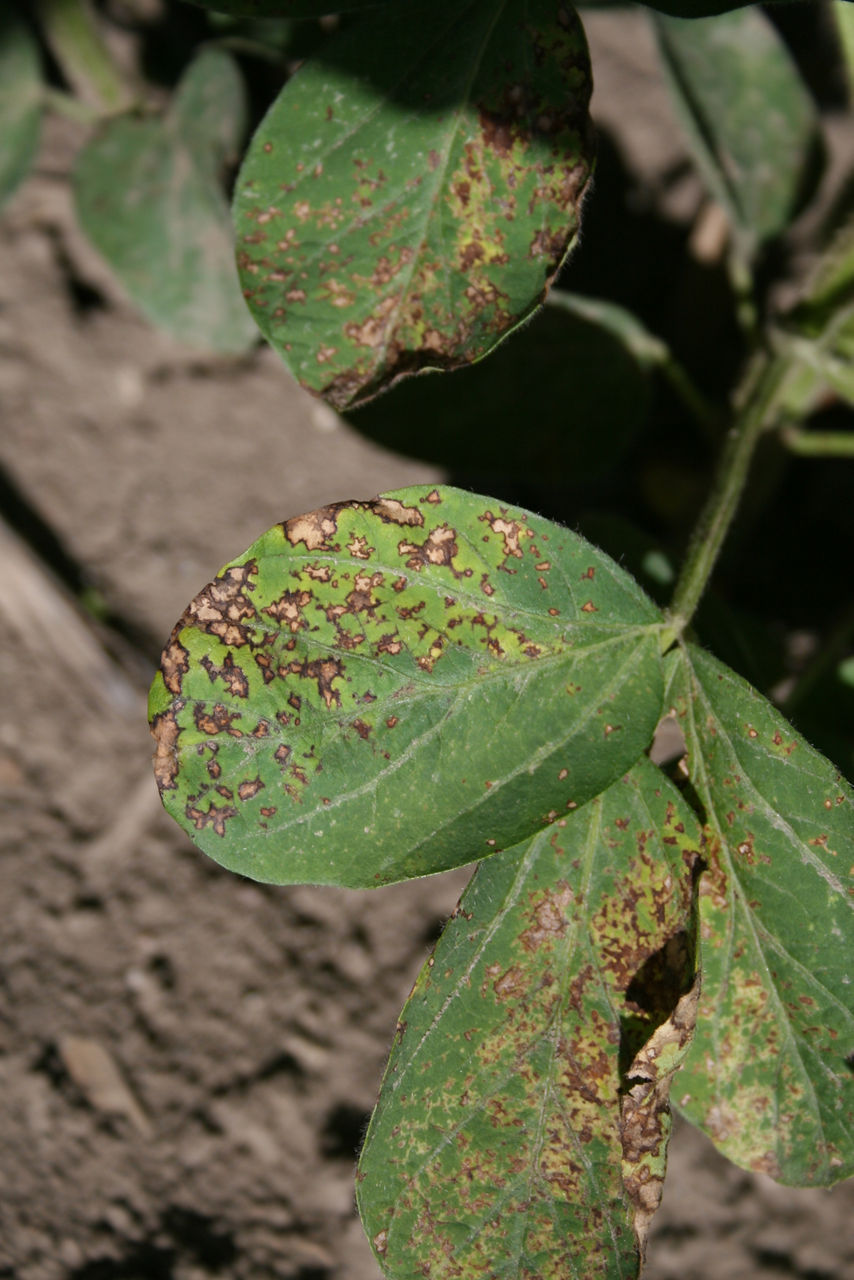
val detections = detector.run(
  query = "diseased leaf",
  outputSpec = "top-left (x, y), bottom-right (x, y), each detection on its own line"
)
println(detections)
top-left (149, 485), bottom-right (666, 889)
top-left (665, 644), bottom-right (854, 1186)
top-left (74, 48), bottom-right (256, 353)
top-left (346, 300), bottom-right (651, 482)
top-left (652, 9), bottom-right (822, 258)
top-left (357, 757), bottom-right (702, 1279)
top-left (233, 0), bottom-right (594, 409)
top-left (0, 9), bottom-right (43, 210)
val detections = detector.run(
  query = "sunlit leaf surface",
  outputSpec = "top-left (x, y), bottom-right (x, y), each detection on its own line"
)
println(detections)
top-left (149, 486), bottom-right (665, 887)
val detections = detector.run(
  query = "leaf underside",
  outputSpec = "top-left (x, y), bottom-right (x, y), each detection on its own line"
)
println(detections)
top-left (666, 644), bottom-right (854, 1186)
top-left (149, 485), bottom-right (665, 888)
top-left (357, 756), bottom-right (702, 1280)
top-left (233, 0), bottom-right (595, 409)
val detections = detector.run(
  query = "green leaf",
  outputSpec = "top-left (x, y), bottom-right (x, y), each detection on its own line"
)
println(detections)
top-left (357, 756), bottom-right (702, 1279)
top-left (345, 300), bottom-right (651, 482)
top-left (665, 643), bottom-right (854, 1186)
top-left (776, 214), bottom-right (854, 416)
top-left (74, 48), bottom-right (256, 353)
top-left (635, 0), bottom-right (805, 15)
top-left (149, 485), bottom-right (666, 889)
top-left (233, 0), bottom-right (594, 409)
top-left (832, 0), bottom-right (854, 98)
top-left (0, 10), bottom-right (43, 210)
top-left (652, 9), bottom-right (822, 258)
top-left (190, 0), bottom-right (389, 15)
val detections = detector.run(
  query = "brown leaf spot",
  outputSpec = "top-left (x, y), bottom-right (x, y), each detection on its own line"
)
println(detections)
top-left (200, 653), bottom-right (249, 698)
top-left (520, 884), bottom-right (573, 953)
top-left (347, 535), bottom-right (373, 559)
top-left (238, 778), bottom-right (264, 801)
top-left (399, 524), bottom-right (458, 572)
top-left (263, 589), bottom-right (312, 633)
top-left (160, 633), bottom-right (189, 695)
top-left (481, 512), bottom-right (528, 561)
top-left (151, 707), bottom-right (182, 793)
top-left (186, 562), bottom-right (259, 648)
top-left (186, 801), bottom-right (238, 838)
top-left (285, 656), bottom-right (344, 708)
top-left (370, 497), bottom-right (424, 527)
top-left (194, 704), bottom-right (243, 737)
top-left (283, 505), bottom-right (342, 551)
top-left (581, 600), bottom-right (598, 613)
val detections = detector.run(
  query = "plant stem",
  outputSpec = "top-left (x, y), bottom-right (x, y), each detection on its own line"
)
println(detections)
top-left (780, 425), bottom-right (854, 458)
top-left (36, 0), bottom-right (130, 113)
top-left (666, 350), bottom-right (787, 637)
top-left (41, 86), bottom-right (102, 127)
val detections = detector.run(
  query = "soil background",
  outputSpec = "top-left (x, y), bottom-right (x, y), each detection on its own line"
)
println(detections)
top-left (2, 9), bottom-right (854, 1280)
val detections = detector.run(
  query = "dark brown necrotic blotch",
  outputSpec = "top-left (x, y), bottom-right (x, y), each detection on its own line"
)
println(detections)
top-left (398, 525), bottom-right (458, 572)
top-left (160, 631), bottom-right (189, 695)
top-left (151, 706), bottom-right (182, 793)
top-left (186, 561), bottom-right (259, 648)
top-left (283, 504), bottom-right (344, 551)
top-left (185, 801), bottom-right (238, 838)
top-left (200, 653), bottom-right (249, 698)
top-left (194, 703), bottom-right (243, 737)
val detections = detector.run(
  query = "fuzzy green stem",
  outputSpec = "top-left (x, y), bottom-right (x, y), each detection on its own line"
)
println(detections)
top-left (666, 350), bottom-right (787, 636)
top-left (37, 0), bottom-right (129, 113)
top-left (781, 425), bottom-right (854, 458)
top-left (41, 85), bottom-right (101, 126)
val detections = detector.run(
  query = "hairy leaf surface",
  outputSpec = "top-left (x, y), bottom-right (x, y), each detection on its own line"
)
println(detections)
top-left (652, 9), bottom-right (821, 257)
top-left (357, 757), bottom-right (702, 1278)
top-left (666, 644), bottom-right (854, 1185)
top-left (74, 48), bottom-right (256, 353)
top-left (0, 10), bottom-right (43, 210)
top-left (233, 0), bottom-right (594, 409)
top-left (149, 486), bottom-right (665, 888)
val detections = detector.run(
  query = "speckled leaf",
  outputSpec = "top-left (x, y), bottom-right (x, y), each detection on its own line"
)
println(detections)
top-left (74, 48), bottom-right (256, 353)
top-left (665, 644), bottom-right (854, 1185)
top-left (233, 0), bottom-right (594, 409)
top-left (0, 10), bottom-right (43, 210)
top-left (357, 756), bottom-right (702, 1278)
top-left (345, 300), bottom-right (650, 481)
top-left (149, 486), bottom-right (666, 888)
top-left (652, 9), bottom-right (822, 258)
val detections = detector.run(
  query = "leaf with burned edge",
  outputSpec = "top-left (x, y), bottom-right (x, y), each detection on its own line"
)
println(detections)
top-left (665, 644), bottom-right (854, 1185)
top-left (149, 486), bottom-right (666, 888)
top-left (357, 756), bottom-right (702, 1278)
top-left (234, 0), bottom-right (594, 408)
